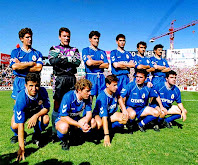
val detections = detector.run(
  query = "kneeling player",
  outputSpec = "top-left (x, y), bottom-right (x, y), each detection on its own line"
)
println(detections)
top-left (119, 69), bottom-right (165, 132)
top-left (150, 70), bottom-right (187, 128)
top-left (93, 75), bottom-right (128, 147)
top-left (55, 79), bottom-right (96, 150)
top-left (10, 73), bottom-right (50, 161)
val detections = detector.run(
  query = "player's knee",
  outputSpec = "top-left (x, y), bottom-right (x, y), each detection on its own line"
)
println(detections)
top-left (153, 110), bottom-right (160, 117)
top-left (91, 118), bottom-right (97, 129)
top-left (129, 111), bottom-right (136, 119)
top-left (56, 122), bottom-right (69, 134)
top-left (11, 122), bottom-right (18, 130)
top-left (43, 115), bottom-right (50, 125)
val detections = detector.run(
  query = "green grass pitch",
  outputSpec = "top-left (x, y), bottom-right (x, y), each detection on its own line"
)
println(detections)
top-left (0, 90), bottom-right (197, 165)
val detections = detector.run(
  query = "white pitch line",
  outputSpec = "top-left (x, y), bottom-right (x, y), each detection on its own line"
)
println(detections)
top-left (183, 100), bottom-right (198, 102)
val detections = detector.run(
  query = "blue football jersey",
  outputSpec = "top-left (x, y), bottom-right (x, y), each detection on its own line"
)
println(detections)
top-left (93, 89), bottom-right (118, 117)
top-left (14, 87), bottom-right (50, 123)
top-left (150, 82), bottom-right (181, 109)
top-left (10, 47), bottom-right (43, 77)
top-left (58, 90), bottom-right (92, 119)
top-left (120, 81), bottom-right (158, 111)
top-left (110, 49), bottom-right (133, 75)
top-left (150, 56), bottom-right (169, 77)
top-left (133, 54), bottom-right (153, 69)
top-left (82, 47), bottom-right (108, 73)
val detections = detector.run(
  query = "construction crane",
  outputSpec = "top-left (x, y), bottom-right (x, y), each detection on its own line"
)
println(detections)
top-left (150, 20), bottom-right (198, 50)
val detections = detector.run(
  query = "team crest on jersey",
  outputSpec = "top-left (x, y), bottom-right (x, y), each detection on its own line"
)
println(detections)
top-left (32, 55), bottom-right (37, 61)
top-left (101, 54), bottom-right (104, 59)
top-left (147, 59), bottom-right (150, 64)
top-left (126, 54), bottom-right (129, 59)
top-left (142, 93), bottom-right (145, 99)
top-left (171, 94), bottom-right (174, 99)
top-left (38, 100), bottom-right (43, 105)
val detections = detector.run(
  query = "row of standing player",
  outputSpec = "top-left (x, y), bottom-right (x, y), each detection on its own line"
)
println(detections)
top-left (9, 27), bottom-right (187, 161)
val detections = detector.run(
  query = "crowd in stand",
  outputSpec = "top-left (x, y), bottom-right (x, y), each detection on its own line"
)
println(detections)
top-left (170, 66), bottom-right (198, 86)
top-left (0, 65), bottom-right (15, 86)
top-left (0, 64), bottom-right (198, 87)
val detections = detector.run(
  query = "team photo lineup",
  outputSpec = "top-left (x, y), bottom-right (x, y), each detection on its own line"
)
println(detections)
top-left (9, 27), bottom-right (188, 161)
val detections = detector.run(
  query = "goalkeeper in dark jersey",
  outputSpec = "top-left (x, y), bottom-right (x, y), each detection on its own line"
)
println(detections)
top-left (48, 27), bottom-right (81, 142)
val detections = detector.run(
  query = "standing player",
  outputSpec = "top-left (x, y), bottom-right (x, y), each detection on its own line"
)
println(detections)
top-left (93, 75), bottom-right (128, 147)
top-left (150, 44), bottom-right (170, 86)
top-left (82, 31), bottom-right (109, 101)
top-left (133, 41), bottom-right (155, 86)
top-left (110, 34), bottom-right (135, 94)
top-left (150, 70), bottom-right (187, 128)
top-left (10, 28), bottom-right (43, 101)
top-left (55, 79), bottom-right (95, 150)
top-left (48, 27), bottom-right (81, 141)
top-left (119, 69), bottom-right (166, 132)
top-left (10, 73), bottom-right (50, 161)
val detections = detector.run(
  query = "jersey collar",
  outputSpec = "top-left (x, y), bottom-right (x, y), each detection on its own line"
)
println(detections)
top-left (117, 49), bottom-right (125, 54)
top-left (74, 90), bottom-right (83, 104)
top-left (104, 88), bottom-right (113, 98)
top-left (165, 82), bottom-right (174, 90)
top-left (89, 46), bottom-right (98, 51)
top-left (25, 88), bottom-right (38, 100)
top-left (21, 47), bottom-right (32, 53)
top-left (154, 55), bottom-right (162, 60)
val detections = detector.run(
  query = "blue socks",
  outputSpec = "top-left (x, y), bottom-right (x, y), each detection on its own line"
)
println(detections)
top-left (139, 115), bottom-right (157, 127)
top-left (158, 117), bottom-right (164, 123)
top-left (165, 114), bottom-right (181, 123)
top-left (34, 121), bottom-right (48, 134)
top-left (11, 126), bottom-right (18, 136)
top-left (112, 121), bottom-right (123, 128)
top-left (57, 130), bottom-right (67, 141)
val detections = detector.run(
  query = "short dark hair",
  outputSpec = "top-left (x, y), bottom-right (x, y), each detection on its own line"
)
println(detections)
top-left (166, 70), bottom-right (177, 78)
top-left (137, 41), bottom-right (147, 48)
top-left (89, 31), bottom-right (100, 38)
top-left (75, 78), bottom-right (92, 91)
top-left (105, 74), bottom-right (118, 85)
top-left (154, 44), bottom-right (164, 51)
top-left (59, 27), bottom-right (70, 36)
top-left (135, 69), bottom-right (148, 78)
top-left (116, 34), bottom-right (125, 41)
top-left (19, 28), bottom-right (33, 39)
top-left (25, 73), bottom-right (40, 84)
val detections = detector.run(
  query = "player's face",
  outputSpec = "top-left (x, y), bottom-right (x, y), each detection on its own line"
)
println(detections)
top-left (116, 38), bottom-right (125, 48)
top-left (59, 31), bottom-right (70, 46)
top-left (137, 44), bottom-right (146, 56)
top-left (155, 48), bottom-right (163, 56)
top-left (25, 81), bottom-right (40, 97)
top-left (166, 74), bottom-right (177, 86)
top-left (89, 35), bottom-right (99, 48)
top-left (20, 33), bottom-right (32, 47)
top-left (136, 73), bottom-right (146, 85)
top-left (79, 87), bottom-right (91, 100)
top-left (107, 81), bottom-right (118, 94)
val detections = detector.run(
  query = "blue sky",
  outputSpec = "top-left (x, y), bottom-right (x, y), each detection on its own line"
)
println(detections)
top-left (0, 0), bottom-right (197, 56)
